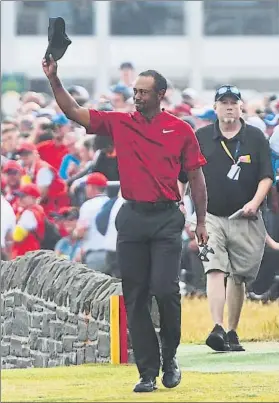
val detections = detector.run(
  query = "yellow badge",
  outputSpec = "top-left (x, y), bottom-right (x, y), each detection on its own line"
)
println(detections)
top-left (238, 155), bottom-right (251, 164)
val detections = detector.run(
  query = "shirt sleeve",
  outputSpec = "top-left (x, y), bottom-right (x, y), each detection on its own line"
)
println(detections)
top-left (36, 167), bottom-right (54, 187)
top-left (17, 210), bottom-right (38, 231)
top-left (87, 109), bottom-right (119, 137)
top-left (78, 202), bottom-right (90, 223)
top-left (181, 123), bottom-right (207, 172)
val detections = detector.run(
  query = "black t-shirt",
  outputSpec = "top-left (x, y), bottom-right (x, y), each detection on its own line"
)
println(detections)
top-left (94, 151), bottom-right (119, 181)
top-left (196, 119), bottom-right (273, 217)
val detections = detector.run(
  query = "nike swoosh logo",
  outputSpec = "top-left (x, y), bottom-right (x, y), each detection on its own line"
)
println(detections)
top-left (162, 129), bottom-right (174, 134)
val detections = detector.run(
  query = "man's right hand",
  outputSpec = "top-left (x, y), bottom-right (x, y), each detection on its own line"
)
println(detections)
top-left (42, 55), bottom-right (57, 79)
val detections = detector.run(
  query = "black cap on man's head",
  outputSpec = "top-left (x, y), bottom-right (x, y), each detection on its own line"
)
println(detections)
top-left (215, 85), bottom-right (242, 102)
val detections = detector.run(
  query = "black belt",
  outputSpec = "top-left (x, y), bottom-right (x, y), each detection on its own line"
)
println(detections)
top-left (126, 200), bottom-right (178, 212)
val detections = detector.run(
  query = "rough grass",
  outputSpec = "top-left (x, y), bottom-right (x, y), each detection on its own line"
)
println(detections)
top-left (181, 298), bottom-right (279, 344)
top-left (2, 364), bottom-right (279, 402)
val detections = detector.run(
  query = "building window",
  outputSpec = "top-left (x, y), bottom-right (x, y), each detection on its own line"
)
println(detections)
top-left (110, 1), bottom-right (185, 35)
top-left (16, 1), bottom-right (95, 36)
top-left (204, 0), bottom-right (279, 36)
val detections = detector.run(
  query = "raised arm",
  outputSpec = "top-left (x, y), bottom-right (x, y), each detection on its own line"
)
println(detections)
top-left (42, 55), bottom-right (90, 128)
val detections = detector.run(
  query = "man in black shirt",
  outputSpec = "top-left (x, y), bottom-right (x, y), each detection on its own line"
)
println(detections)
top-left (195, 85), bottom-right (273, 352)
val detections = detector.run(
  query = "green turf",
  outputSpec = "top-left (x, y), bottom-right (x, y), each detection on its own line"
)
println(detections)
top-left (2, 364), bottom-right (279, 402)
top-left (177, 342), bottom-right (279, 372)
top-left (2, 342), bottom-right (279, 402)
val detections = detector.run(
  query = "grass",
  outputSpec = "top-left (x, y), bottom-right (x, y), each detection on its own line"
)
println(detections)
top-left (2, 364), bottom-right (279, 402)
top-left (181, 298), bottom-right (279, 343)
top-left (2, 298), bottom-right (279, 402)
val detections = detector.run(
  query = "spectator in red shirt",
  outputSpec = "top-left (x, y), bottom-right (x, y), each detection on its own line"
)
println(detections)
top-left (43, 56), bottom-right (208, 393)
top-left (12, 183), bottom-right (45, 258)
top-left (36, 114), bottom-right (69, 171)
top-left (17, 143), bottom-right (70, 218)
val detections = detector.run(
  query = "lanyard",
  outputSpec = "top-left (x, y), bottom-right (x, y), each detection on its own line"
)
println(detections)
top-left (220, 140), bottom-right (240, 164)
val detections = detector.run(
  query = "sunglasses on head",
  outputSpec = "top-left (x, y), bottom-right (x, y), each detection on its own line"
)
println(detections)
top-left (216, 86), bottom-right (241, 97)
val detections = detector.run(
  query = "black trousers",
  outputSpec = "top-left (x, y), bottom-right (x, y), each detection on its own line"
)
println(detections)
top-left (116, 201), bottom-right (185, 378)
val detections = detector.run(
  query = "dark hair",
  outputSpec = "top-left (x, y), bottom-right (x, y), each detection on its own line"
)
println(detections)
top-left (120, 62), bottom-right (134, 70)
top-left (139, 70), bottom-right (167, 94)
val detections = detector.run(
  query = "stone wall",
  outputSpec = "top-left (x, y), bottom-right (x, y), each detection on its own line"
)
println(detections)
top-left (1, 250), bottom-right (123, 369)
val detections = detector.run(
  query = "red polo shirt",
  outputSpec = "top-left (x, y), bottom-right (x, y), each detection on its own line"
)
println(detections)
top-left (37, 140), bottom-right (68, 171)
top-left (87, 110), bottom-right (206, 202)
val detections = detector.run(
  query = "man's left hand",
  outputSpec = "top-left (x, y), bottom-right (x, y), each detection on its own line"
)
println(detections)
top-left (242, 200), bottom-right (259, 217)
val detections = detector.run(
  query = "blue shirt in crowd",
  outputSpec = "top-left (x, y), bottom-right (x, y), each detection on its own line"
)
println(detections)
top-left (55, 236), bottom-right (82, 261)
top-left (59, 154), bottom-right (80, 180)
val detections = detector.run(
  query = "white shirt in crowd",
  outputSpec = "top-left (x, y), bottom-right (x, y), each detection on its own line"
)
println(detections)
top-left (104, 197), bottom-right (125, 252)
top-left (22, 162), bottom-right (54, 187)
top-left (270, 125), bottom-right (279, 154)
top-left (36, 167), bottom-right (54, 187)
top-left (1, 196), bottom-right (16, 248)
top-left (17, 210), bottom-right (38, 231)
top-left (78, 194), bottom-right (109, 252)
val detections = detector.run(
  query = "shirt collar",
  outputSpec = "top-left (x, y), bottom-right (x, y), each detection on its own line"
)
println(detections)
top-left (213, 118), bottom-right (246, 143)
top-left (132, 109), bottom-right (166, 124)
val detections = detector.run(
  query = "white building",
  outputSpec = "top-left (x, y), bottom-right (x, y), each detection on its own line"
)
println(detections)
top-left (1, 1), bottom-right (279, 93)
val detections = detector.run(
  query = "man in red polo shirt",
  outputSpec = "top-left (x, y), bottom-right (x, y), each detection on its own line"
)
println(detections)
top-left (43, 56), bottom-right (208, 393)
top-left (36, 114), bottom-right (69, 171)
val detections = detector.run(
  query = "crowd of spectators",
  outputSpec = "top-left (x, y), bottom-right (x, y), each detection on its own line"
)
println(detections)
top-left (1, 62), bottom-right (279, 300)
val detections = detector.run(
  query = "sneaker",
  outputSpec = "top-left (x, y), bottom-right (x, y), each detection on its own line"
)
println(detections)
top-left (227, 330), bottom-right (245, 352)
top-left (206, 324), bottom-right (230, 352)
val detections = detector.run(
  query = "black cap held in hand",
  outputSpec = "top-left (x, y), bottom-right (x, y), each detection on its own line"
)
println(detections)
top-left (45, 17), bottom-right (72, 62)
